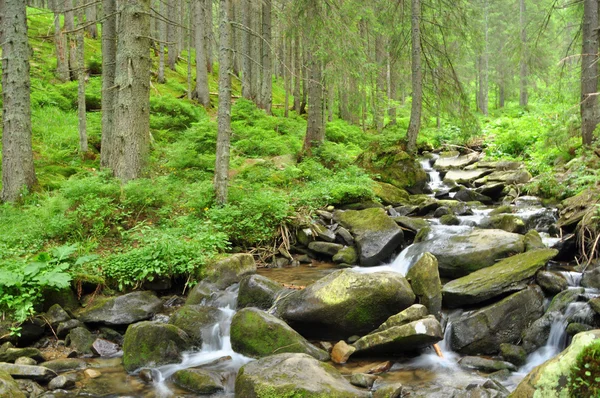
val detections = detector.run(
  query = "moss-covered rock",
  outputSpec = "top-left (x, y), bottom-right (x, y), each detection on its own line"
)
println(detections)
top-left (0, 343), bottom-right (42, 364)
top-left (500, 343), bottom-right (527, 367)
top-left (524, 230), bottom-right (546, 251)
top-left (392, 216), bottom-right (429, 235)
top-left (480, 214), bottom-right (526, 234)
top-left (510, 330), bottom-right (600, 398)
top-left (372, 182), bottom-right (410, 206)
top-left (0, 363), bottom-right (57, 381)
top-left (185, 281), bottom-right (218, 306)
top-left (77, 291), bottom-right (163, 326)
top-left (41, 358), bottom-right (87, 373)
top-left (454, 188), bottom-right (493, 204)
top-left (66, 327), bottom-right (95, 356)
top-left (444, 169), bottom-right (492, 185)
top-left (536, 271), bottom-right (568, 295)
top-left (439, 214), bottom-right (460, 226)
top-left (237, 274), bottom-right (285, 310)
top-left (235, 353), bottom-right (370, 398)
top-left (475, 169), bottom-right (532, 186)
top-left (171, 368), bottom-right (224, 394)
top-left (373, 304), bottom-right (429, 332)
top-left (334, 208), bottom-right (404, 266)
top-left (582, 267), bottom-right (600, 290)
top-left (458, 356), bottom-right (517, 372)
top-left (442, 249), bottom-right (558, 307)
top-left (0, 370), bottom-right (26, 398)
top-left (277, 269), bottom-right (415, 338)
top-left (42, 287), bottom-right (80, 313)
top-left (122, 321), bottom-right (192, 372)
top-left (231, 308), bottom-right (329, 360)
top-left (201, 253), bottom-right (256, 289)
top-left (557, 188), bottom-right (600, 229)
top-left (332, 246), bottom-right (358, 265)
top-left (168, 305), bottom-right (221, 346)
top-left (308, 241), bottom-right (344, 257)
top-left (406, 254), bottom-right (442, 318)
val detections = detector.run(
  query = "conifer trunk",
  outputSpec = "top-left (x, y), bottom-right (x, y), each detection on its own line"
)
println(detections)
top-left (260, 0), bottom-right (272, 114)
top-left (406, 0), bottom-right (422, 153)
top-left (241, 0), bottom-right (252, 99)
top-left (193, 0), bottom-right (210, 107)
top-left (581, 0), bottom-right (598, 145)
top-left (101, 0), bottom-right (117, 167)
top-left (52, 0), bottom-right (70, 81)
top-left (76, 0), bottom-right (88, 153)
top-left (302, 56), bottom-right (324, 154)
top-left (519, 0), bottom-right (528, 107)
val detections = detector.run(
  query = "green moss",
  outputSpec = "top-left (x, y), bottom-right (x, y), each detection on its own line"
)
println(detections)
top-left (569, 340), bottom-right (600, 397)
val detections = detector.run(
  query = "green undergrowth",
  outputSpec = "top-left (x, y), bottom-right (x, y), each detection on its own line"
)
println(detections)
top-left (569, 340), bottom-right (600, 398)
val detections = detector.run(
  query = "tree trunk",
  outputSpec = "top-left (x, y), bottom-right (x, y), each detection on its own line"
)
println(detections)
top-left (167, 0), bottom-right (178, 70)
top-left (251, 3), bottom-right (261, 102)
top-left (581, 0), bottom-right (599, 145)
top-left (231, 0), bottom-right (241, 77)
top-left (52, 0), bottom-right (70, 81)
top-left (157, 0), bottom-right (166, 83)
top-left (1, 0), bottom-right (37, 201)
top-left (101, 0), bottom-right (117, 167)
top-left (193, 0), bottom-right (211, 107)
top-left (388, 53), bottom-right (398, 125)
top-left (302, 56), bottom-right (324, 154)
top-left (186, 0), bottom-right (193, 100)
top-left (260, 0), bottom-right (272, 114)
top-left (85, 2), bottom-right (98, 38)
top-left (64, 0), bottom-right (77, 80)
top-left (499, 81), bottom-right (505, 108)
top-left (76, 0), bottom-right (88, 153)
top-left (479, 0), bottom-right (489, 116)
top-left (519, 0), bottom-right (528, 107)
top-left (375, 33), bottom-right (385, 132)
top-left (111, 0), bottom-right (152, 182)
top-left (406, 0), bottom-right (422, 153)
top-left (205, 0), bottom-right (213, 73)
top-left (215, 0), bottom-right (232, 204)
top-left (284, 37), bottom-right (290, 118)
top-left (241, 0), bottom-right (252, 99)
top-left (292, 34), bottom-right (301, 113)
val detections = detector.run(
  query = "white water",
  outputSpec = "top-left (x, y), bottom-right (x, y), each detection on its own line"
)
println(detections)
top-left (152, 285), bottom-right (253, 397)
top-left (421, 157), bottom-right (446, 193)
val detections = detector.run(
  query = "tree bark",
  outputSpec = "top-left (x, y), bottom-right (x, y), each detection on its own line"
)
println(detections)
top-left (52, 0), bottom-right (70, 81)
top-left (167, 0), bottom-right (178, 70)
top-left (302, 56), bottom-right (324, 154)
top-left (215, 0), bottom-right (232, 204)
top-left (388, 53), bottom-right (398, 125)
top-left (205, 0), bottom-right (213, 73)
top-left (259, 0), bottom-right (272, 113)
top-left (157, 0), bottom-right (166, 83)
top-left (76, 0), bottom-right (88, 153)
top-left (85, 1), bottom-right (98, 38)
top-left (406, 0), bottom-right (422, 153)
top-left (375, 33), bottom-right (386, 132)
top-left (479, 0), bottom-right (489, 116)
top-left (250, 3), bottom-right (261, 102)
top-left (1, 0), bottom-right (38, 201)
top-left (111, 0), bottom-right (152, 182)
top-left (101, 0), bottom-right (117, 167)
top-left (241, 0), bottom-right (252, 99)
top-left (193, 0), bottom-right (211, 106)
top-left (581, 0), bottom-right (599, 145)
top-left (64, 0), bottom-right (77, 80)
top-left (519, 0), bottom-right (528, 107)
top-left (292, 34), bottom-right (301, 113)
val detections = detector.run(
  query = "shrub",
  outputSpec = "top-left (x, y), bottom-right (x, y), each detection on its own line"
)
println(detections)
top-left (150, 96), bottom-right (204, 132)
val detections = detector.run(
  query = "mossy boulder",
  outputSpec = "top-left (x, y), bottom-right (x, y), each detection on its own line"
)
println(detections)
top-left (332, 246), bottom-right (358, 265)
top-left (442, 249), bottom-right (558, 307)
top-left (235, 353), bottom-right (370, 398)
top-left (237, 274), bottom-right (285, 310)
top-left (0, 344), bottom-right (42, 364)
top-left (0, 363), bottom-right (57, 381)
top-left (475, 169), bottom-right (532, 186)
top-left (42, 287), bottom-right (80, 313)
top-left (536, 271), bottom-right (568, 295)
top-left (454, 188), bottom-right (493, 204)
top-left (171, 368), bottom-right (224, 395)
top-left (480, 214), bottom-right (526, 234)
top-left (231, 308), bottom-right (329, 361)
top-left (392, 216), bottom-right (429, 235)
top-left (510, 330), bottom-right (600, 398)
top-left (372, 182), bottom-right (410, 206)
top-left (185, 281), bottom-right (219, 306)
top-left (357, 146), bottom-right (428, 194)
top-left (334, 208), bottom-right (404, 266)
top-left (168, 305), bottom-right (221, 346)
top-left (77, 291), bottom-right (163, 325)
top-left (277, 269), bottom-right (415, 338)
top-left (122, 321), bottom-right (192, 372)
top-left (202, 253), bottom-right (256, 289)
top-left (373, 304), bottom-right (429, 332)
top-left (450, 286), bottom-right (545, 355)
top-left (582, 267), bottom-right (600, 290)
top-left (557, 188), bottom-right (600, 229)
top-left (66, 327), bottom-right (95, 356)
top-left (0, 370), bottom-right (26, 398)
top-left (524, 230), bottom-right (546, 251)
top-left (439, 214), bottom-right (460, 226)
top-left (406, 253), bottom-right (442, 318)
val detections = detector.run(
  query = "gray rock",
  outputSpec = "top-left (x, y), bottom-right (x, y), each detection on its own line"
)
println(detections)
top-left (235, 353), bottom-right (370, 398)
top-left (91, 338), bottom-right (120, 357)
top-left (308, 241), bottom-right (344, 256)
top-left (77, 291), bottom-right (163, 325)
top-left (41, 358), bottom-right (87, 373)
top-left (313, 224), bottom-right (336, 242)
top-left (171, 368), bottom-right (224, 394)
top-left (373, 383), bottom-right (403, 398)
top-left (44, 304), bottom-right (71, 328)
top-left (406, 254), bottom-right (442, 318)
top-left (454, 188), bottom-right (493, 204)
top-left (0, 343), bottom-right (43, 363)
top-left (524, 230), bottom-right (546, 251)
top-left (444, 169), bottom-right (493, 185)
top-left (335, 227), bottom-right (355, 246)
top-left (439, 214), bottom-right (460, 226)
top-left (476, 183), bottom-right (506, 200)
top-left (458, 356), bottom-right (517, 372)
top-left (475, 170), bottom-right (532, 186)
top-left (434, 152), bottom-right (480, 170)
top-left (499, 343), bottom-right (527, 366)
top-left (350, 373), bottom-right (379, 388)
top-left (185, 280), bottom-right (219, 306)
top-left (237, 274), bottom-right (285, 310)
top-left (15, 379), bottom-right (44, 397)
top-left (66, 327), bottom-right (94, 356)
top-left (0, 363), bottom-right (56, 381)
top-left (167, 305), bottom-right (221, 347)
top-left (373, 304), bottom-right (429, 332)
top-left (14, 357), bottom-right (37, 366)
top-left (480, 214), bottom-right (526, 234)
top-left (48, 374), bottom-right (75, 390)
top-left (56, 319), bottom-right (83, 338)
top-left (536, 271), bottom-right (568, 294)
top-left (582, 267), bottom-right (600, 289)
top-left (0, 370), bottom-right (26, 398)
top-left (332, 246), bottom-right (358, 264)
top-left (202, 253), bottom-right (256, 289)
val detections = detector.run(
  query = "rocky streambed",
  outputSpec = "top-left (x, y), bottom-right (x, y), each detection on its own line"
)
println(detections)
top-left (1, 151), bottom-right (600, 397)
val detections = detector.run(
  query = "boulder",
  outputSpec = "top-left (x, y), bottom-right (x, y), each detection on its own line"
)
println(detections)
top-left (91, 338), bottom-right (120, 357)
top-left (66, 327), bottom-right (94, 356)
top-left (308, 241), bottom-right (344, 257)
top-left (334, 208), bottom-right (404, 266)
top-left (48, 374), bottom-right (76, 390)
top-left (14, 379), bottom-right (43, 397)
top-left (499, 343), bottom-right (527, 367)
top-left (332, 246), bottom-right (358, 265)
top-left (350, 373), bottom-right (379, 388)
top-left (373, 182), bottom-right (410, 206)
top-left (168, 305), bottom-right (221, 346)
top-left (511, 330), bottom-right (600, 398)
top-left (0, 344), bottom-right (42, 363)
top-left (235, 353), bottom-right (370, 398)
top-left (41, 358), bottom-right (87, 373)
top-left (536, 271), bottom-right (568, 295)
top-left (373, 305), bottom-right (429, 332)
top-left (237, 274), bottom-right (285, 310)
top-left (454, 188), bottom-right (493, 204)
top-left (277, 269), bottom-right (415, 338)
top-left (590, 297), bottom-right (600, 315)
top-left (442, 249), bottom-right (558, 307)
top-left (524, 230), bottom-right (546, 251)
top-left (475, 170), bottom-right (532, 186)
top-left (171, 368), bottom-right (224, 394)
top-left (444, 169), bottom-right (492, 185)
top-left (439, 214), bottom-right (460, 226)
top-left (582, 267), bottom-right (600, 289)
top-left (313, 224), bottom-right (336, 242)
top-left (0, 363), bottom-right (56, 381)
top-left (433, 152), bottom-right (480, 170)
top-left (44, 304), bottom-right (71, 328)
top-left (353, 316), bottom-right (443, 355)
top-left (202, 253), bottom-right (256, 289)
top-left (476, 182), bottom-right (506, 200)
top-left (230, 308), bottom-right (329, 361)
top-left (403, 229), bottom-right (525, 278)
top-left (557, 188), bottom-right (599, 229)
top-left (458, 356), bottom-right (517, 373)
top-left (406, 254), bottom-right (442, 318)
top-left (185, 280), bottom-right (219, 306)
top-left (480, 214), bottom-right (526, 234)
top-left (331, 341), bottom-right (355, 364)
top-left (450, 286), bottom-right (545, 355)
top-left (56, 319), bottom-right (83, 338)
top-left (14, 358), bottom-right (36, 366)
top-left (122, 321), bottom-right (192, 372)
top-left (392, 216), bottom-right (429, 235)
top-left (0, 370), bottom-right (26, 398)
top-left (77, 291), bottom-right (163, 325)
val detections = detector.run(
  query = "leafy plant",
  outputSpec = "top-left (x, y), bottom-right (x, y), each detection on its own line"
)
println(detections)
top-left (569, 340), bottom-right (600, 398)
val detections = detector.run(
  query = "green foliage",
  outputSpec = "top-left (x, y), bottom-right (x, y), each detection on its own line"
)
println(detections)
top-left (163, 121), bottom-right (217, 172)
top-left (569, 340), bottom-right (600, 398)
top-left (150, 96), bottom-right (205, 132)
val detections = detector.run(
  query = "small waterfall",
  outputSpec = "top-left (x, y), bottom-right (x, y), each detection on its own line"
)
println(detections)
top-left (420, 156), bottom-right (446, 193)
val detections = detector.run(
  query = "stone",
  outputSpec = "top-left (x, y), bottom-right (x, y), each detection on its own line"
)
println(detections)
top-left (0, 363), bottom-right (56, 381)
top-left (582, 267), bottom-right (600, 289)
top-left (0, 370), bottom-right (26, 398)
top-left (454, 188), bottom-right (493, 204)
top-left (237, 274), bottom-right (284, 310)
top-left (590, 297), bottom-right (600, 315)
top-left (511, 330), bottom-right (600, 397)
top-left (476, 182), bottom-right (507, 200)
top-left (524, 230), bottom-right (546, 251)
top-left (475, 169), bottom-right (532, 186)
top-left (297, 228), bottom-right (314, 246)
top-left (480, 214), bottom-right (526, 234)
top-left (0, 344), bottom-right (42, 363)
top-left (235, 353), bottom-right (370, 398)
top-left (316, 210), bottom-right (333, 220)
top-left (374, 304), bottom-right (429, 332)
top-left (458, 356), bottom-right (517, 373)
top-left (230, 308), bottom-right (329, 361)
top-left (44, 304), bottom-right (71, 328)
top-left (91, 338), bottom-right (120, 357)
top-left (392, 216), bottom-right (429, 235)
top-left (77, 291), bottom-right (163, 325)
top-left (42, 287), bottom-right (80, 313)
top-left (336, 226), bottom-right (355, 245)
top-left (567, 322), bottom-right (593, 336)
top-left (41, 358), bottom-right (87, 373)
top-left (406, 254), bottom-right (442, 318)
top-left (313, 224), bottom-right (336, 242)
top-left (373, 383), bottom-right (403, 398)
top-left (99, 327), bottom-right (124, 345)
top-left (439, 214), bottom-right (460, 226)
top-left (442, 249), bottom-right (558, 307)
top-left (350, 373), bottom-right (379, 388)
top-left (450, 286), bottom-right (545, 355)
top-left (277, 269), bottom-right (415, 338)
top-left (433, 207), bottom-right (451, 217)
top-left (372, 182), bottom-right (410, 206)
top-left (171, 368), bottom-right (224, 394)
top-left (331, 341), bottom-right (356, 364)
top-left (122, 321), bottom-right (192, 372)
top-left (353, 316), bottom-right (443, 355)
top-left (201, 253), bottom-right (256, 289)
top-left (168, 305), bottom-right (221, 346)
top-left (443, 169), bottom-right (492, 185)
top-left (84, 369), bottom-right (101, 378)
top-left (334, 208), bottom-right (404, 266)
top-left (367, 361), bottom-right (394, 374)
top-left (332, 246), bottom-right (358, 264)
top-left (14, 357), bottom-right (36, 366)
top-left (433, 152), bottom-right (480, 170)
top-left (48, 374), bottom-right (75, 390)
top-left (185, 280), bottom-right (219, 306)
top-left (14, 379), bottom-right (44, 397)
top-left (308, 241), bottom-right (344, 256)
top-left (557, 188), bottom-right (600, 229)
top-left (66, 327), bottom-right (94, 356)
top-left (536, 271), bottom-right (568, 295)
top-left (56, 319), bottom-right (83, 338)
top-left (499, 343), bottom-right (527, 366)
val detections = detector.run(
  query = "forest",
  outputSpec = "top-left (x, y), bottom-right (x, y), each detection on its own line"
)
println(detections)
top-left (1, 0), bottom-right (600, 397)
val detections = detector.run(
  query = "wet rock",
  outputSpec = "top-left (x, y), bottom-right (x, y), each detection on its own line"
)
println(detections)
top-left (308, 241), bottom-right (344, 257)
top-left (450, 286), bottom-right (545, 355)
top-left (313, 224), bottom-right (336, 242)
top-left (406, 255), bottom-right (442, 318)
top-left (0, 370), bottom-right (26, 398)
top-left (439, 214), bottom-right (460, 226)
top-left (48, 374), bottom-right (76, 390)
top-left (44, 304), bottom-right (71, 328)
top-left (237, 274), bottom-right (284, 310)
top-left (15, 379), bottom-right (44, 397)
top-left (475, 169), bottom-right (532, 186)
top-left (557, 188), bottom-right (600, 229)
top-left (442, 249), bottom-right (558, 307)
top-left (368, 361), bottom-right (394, 374)
top-left (56, 319), bottom-right (83, 338)
top-left (589, 297), bottom-right (600, 315)
top-left (489, 205), bottom-right (513, 216)
top-left (350, 373), bottom-right (378, 388)
top-left (334, 208), bottom-right (404, 266)
top-left (0, 363), bottom-right (56, 381)
top-left (185, 280), bottom-right (219, 306)
top-left (77, 291), bottom-right (163, 325)
top-left (331, 341), bottom-right (355, 364)
top-left (476, 182), bottom-right (506, 201)
top-left (353, 316), bottom-right (443, 355)
top-left (277, 269), bottom-right (415, 338)
top-left (122, 321), bottom-right (192, 372)
top-left (480, 214), bottom-right (526, 234)
top-left (231, 308), bottom-right (329, 361)
top-left (392, 216), bottom-right (429, 235)
top-left (297, 228), bottom-right (314, 246)
top-left (84, 369), bottom-right (101, 379)
top-left (437, 200), bottom-right (473, 215)
top-left (91, 338), bottom-right (119, 357)
top-left (512, 330), bottom-right (600, 397)
top-left (454, 188), bottom-right (493, 204)
top-left (316, 209), bottom-right (333, 220)
top-left (567, 322), bottom-right (593, 336)
top-left (522, 311), bottom-right (564, 353)
top-left (373, 182), bottom-right (410, 206)
top-left (0, 344), bottom-right (43, 363)
top-left (202, 253), bottom-right (256, 289)
top-left (536, 271), bottom-right (568, 295)
top-left (41, 358), bottom-right (87, 373)
top-left (499, 343), bottom-right (527, 366)
top-left (342, 201), bottom-right (385, 210)
top-left (374, 304), bottom-right (429, 332)
top-left (335, 227), bottom-right (355, 246)
top-left (393, 205), bottom-right (418, 216)
top-left (332, 246), bottom-right (358, 264)
top-left (168, 305), bottom-right (221, 346)
top-left (171, 368), bottom-right (224, 394)
top-left (15, 319), bottom-right (45, 346)
top-left (433, 207), bottom-right (451, 217)
top-left (458, 356), bottom-right (517, 373)
top-left (98, 327), bottom-right (124, 345)
top-left (582, 267), bottom-right (600, 289)
top-left (66, 327), bottom-right (94, 356)
top-left (434, 152), bottom-right (480, 170)
top-left (235, 353), bottom-right (370, 398)
top-left (373, 382), bottom-right (403, 398)
top-left (444, 169), bottom-right (492, 185)
top-left (524, 230), bottom-right (546, 251)
top-left (14, 357), bottom-right (36, 366)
